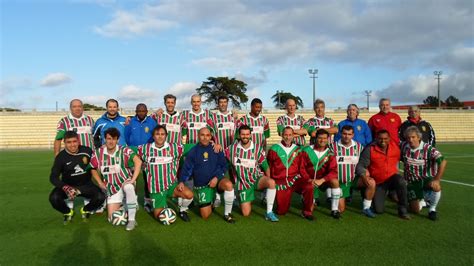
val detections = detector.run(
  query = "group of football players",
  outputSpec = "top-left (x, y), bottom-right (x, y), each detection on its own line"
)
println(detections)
top-left (49, 94), bottom-right (446, 231)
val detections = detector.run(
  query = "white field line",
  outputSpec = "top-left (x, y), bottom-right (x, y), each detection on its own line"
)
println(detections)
top-left (441, 179), bottom-right (474, 187)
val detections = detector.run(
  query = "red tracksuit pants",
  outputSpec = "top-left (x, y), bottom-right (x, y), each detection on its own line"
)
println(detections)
top-left (276, 178), bottom-right (314, 216)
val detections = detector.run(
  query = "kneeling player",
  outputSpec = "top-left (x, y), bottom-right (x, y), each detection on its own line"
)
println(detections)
top-left (300, 129), bottom-right (341, 219)
top-left (267, 127), bottom-right (313, 220)
top-left (49, 131), bottom-right (106, 224)
top-left (226, 125), bottom-right (279, 222)
top-left (138, 125), bottom-right (194, 222)
top-left (330, 125), bottom-right (376, 218)
top-left (90, 128), bottom-right (142, 231)
top-left (401, 126), bottom-right (447, 221)
top-left (180, 128), bottom-right (236, 223)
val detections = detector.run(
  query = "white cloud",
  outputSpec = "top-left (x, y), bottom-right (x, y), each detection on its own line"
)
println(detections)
top-left (95, 1), bottom-right (473, 70)
top-left (352, 71), bottom-right (474, 105)
top-left (117, 84), bottom-right (157, 105)
top-left (94, 8), bottom-right (177, 38)
top-left (82, 95), bottom-right (109, 106)
top-left (40, 73), bottom-right (72, 87)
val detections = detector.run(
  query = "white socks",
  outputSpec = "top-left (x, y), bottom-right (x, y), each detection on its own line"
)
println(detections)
top-left (179, 198), bottom-right (193, 212)
top-left (428, 191), bottom-right (441, 212)
top-left (124, 183), bottom-right (137, 221)
top-left (331, 188), bottom-right (341, 211)
top-left (223, 190), bottom-right (234, 215)
top-left (266, 188), bottom-right (276, 213)
top-left (363, 199), bottom-right (372, 210)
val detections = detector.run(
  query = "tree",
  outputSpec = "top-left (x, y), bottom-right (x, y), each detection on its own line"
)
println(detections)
top-left (271, 91), bottom-right (304, 109)
top-left (445, 95), bottom-right (463, 107)
top-left (423, 96), bottom-right (443, 107)
top-left (83, 103), bottom-right (105, 111)
top-left (196, 77), bottom-right (249, 109)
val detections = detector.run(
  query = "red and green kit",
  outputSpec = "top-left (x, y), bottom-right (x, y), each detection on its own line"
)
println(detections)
top-left (138, 142), bottom-right (183, 193)
top-left (56, 114), bottom-right (95, 148)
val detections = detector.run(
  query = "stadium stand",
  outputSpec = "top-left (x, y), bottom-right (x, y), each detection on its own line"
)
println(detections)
top-left (0, 110), bottom-right (473, 148)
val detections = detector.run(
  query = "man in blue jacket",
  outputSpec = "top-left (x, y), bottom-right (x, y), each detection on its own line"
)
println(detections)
top-left (334, 104), bottom-right (372, 146)
top-left (125, 103), bottom-right (157, 147)
top-left (93, 99), bottom-right (127, 147)
top-left (124, 103), bottom-right (157, 211)
top-left (179, 127), bottom-right (234, 222)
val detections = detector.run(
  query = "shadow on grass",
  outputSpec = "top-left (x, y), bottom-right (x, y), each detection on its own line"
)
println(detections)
top-left (49, 226), bottom-right (106, 265)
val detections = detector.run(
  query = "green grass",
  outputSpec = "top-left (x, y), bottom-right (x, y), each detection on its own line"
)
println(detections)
top-left (1, 143), bottom-right (473, 265)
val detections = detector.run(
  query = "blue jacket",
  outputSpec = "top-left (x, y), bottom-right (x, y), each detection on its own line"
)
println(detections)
top-left (124, 116), bottom-right (157, 147)
top-left (93, 112), bottom-right (127, 146)
top-left (334, 118), bottom-right (372, 146)
top-left (179, 144), bottom-right (227, 187)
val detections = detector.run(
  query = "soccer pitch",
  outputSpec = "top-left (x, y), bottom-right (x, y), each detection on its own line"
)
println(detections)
top-left (1, 144), bottom-right (473, 265)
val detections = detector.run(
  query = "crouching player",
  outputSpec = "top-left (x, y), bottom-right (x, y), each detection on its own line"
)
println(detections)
top-left (90, 128), bottom-right (142, 231)
top-left (300, 129), bottom-right (341, 219)
top-left (179, 128), bottom-right (235, 222)
top-left (267, 127), bottom-right (314, 220)
top-left (401, 126), bottom-right (447, 221)
top-left (226, 125), bottom-right (279, 222)
top-left (330, 125), bottom-right (376, 218)
top-left (138, 125), bottom-right (194, 222)
top-left (49, 131), bottom-right (106, 224)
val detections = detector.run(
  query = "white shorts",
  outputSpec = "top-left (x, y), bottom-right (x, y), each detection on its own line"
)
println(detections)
top-left (107, 184), bottom-right (137, 204)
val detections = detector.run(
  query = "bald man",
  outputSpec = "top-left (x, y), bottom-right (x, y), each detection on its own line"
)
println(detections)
top-left (54, 99), bottom-right (95, 156)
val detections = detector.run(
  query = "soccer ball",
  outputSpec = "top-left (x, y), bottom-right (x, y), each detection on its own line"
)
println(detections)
top-left (109, 209), bottom-right (128, 226)
top-left (158, 208), bottom-right (177, 225)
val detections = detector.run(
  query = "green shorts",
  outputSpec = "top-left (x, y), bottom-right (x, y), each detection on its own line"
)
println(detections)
top-left (238, 177), bottom-right (261, 203)
top-left (407, 178), bottom-right (433, 201)
top-left (150, 182), bottom-right (178, 209)
top-left (194, 186), bottom-right (216, 207)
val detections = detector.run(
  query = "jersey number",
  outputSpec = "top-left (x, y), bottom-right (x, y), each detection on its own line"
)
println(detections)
top-left (240, 191), bottom-right (246, 201)
top-left (200, 192), bottom-right (206, 202)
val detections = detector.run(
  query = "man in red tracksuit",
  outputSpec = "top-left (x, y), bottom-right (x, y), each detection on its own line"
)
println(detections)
top-left (267, 127), bottom-right (314, 220)
top-left (300, 129), bottom-right (341, 219)
top-left (368, 98), bottom-right (402, 144)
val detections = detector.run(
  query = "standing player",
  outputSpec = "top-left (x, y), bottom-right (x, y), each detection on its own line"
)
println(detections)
top-left (54, 99), bottom-right (95, 156)
top-left (226, 125), bottom-right (279, 222)
top-left (236, 98), bottom-right (270, 149)
top-left (330, 125), bottom-right (376, 218)
top-left (181, 94), bottom-right (212, 146)
top-left (49, 131), bottom-right (106, 223)
top-left (138, 125), bottom-right (194, 222)
top-left (267, 127), bottom-right (314, 220)
top-left (368, 98), bottom-right (402, 144)
top-left (276, 99), bottom-right (307, 146)
top-left (90, 128), bottom-right (142, 231)
top-left (208, 95), bottom-right (238, 150)
top-left (304, 99), bottom-right (338, 145)
top-left (179, 128), bottom-right (235, 223)
top-left (334, 104), bottom-right (372, 146)
top-left (401, 126), bottom-right (447, 220)
top-left (93, 99), bottom-right (127, 147)
top-left (399, 106), bottom-right (436, 146)
top-left (152, 94), bottom-right (186, 145)
top-left (300, 129), bottom-right (341, 219)
top-left (125, 103), bottom-right (157, 212)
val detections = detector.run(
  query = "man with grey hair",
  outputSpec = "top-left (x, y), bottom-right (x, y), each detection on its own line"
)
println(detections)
top-left (334, 104), bottom-right (372, 146)
top-left (304, 99), bottom-right (338, 145)
top-left (368, 98), bottom-right (402, 144)
top-left (400, 126), bottom-right (446, 221)
top-left (54, 99), bottom-right (95, 156)
top-left (399, 106), bottom-right (436, 146)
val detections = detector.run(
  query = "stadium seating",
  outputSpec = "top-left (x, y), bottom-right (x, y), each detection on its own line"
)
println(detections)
top-left (0, 110), bottom-right (473, 148)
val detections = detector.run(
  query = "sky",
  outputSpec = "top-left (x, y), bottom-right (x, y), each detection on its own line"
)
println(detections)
top-left (1, 0), bottom-right (473, 111)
